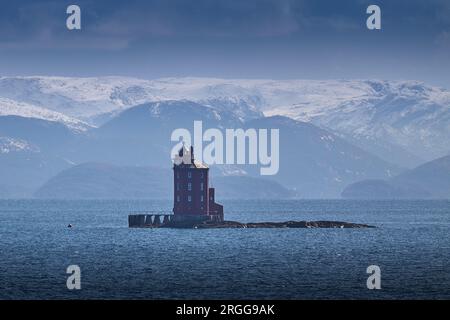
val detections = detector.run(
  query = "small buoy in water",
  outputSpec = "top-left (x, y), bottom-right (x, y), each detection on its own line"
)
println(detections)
top-left (68, 224), bottom-right (73, 228)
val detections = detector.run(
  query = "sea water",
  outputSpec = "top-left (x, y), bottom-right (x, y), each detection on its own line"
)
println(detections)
top-left (0, 199), bottom-right (449, 299)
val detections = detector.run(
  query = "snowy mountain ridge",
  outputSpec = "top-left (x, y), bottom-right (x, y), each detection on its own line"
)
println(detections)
top-left (0, 97), bottom-right (91, 132)
top-left (0, 76), bottom-right (266, 121)
top-left (264, 80), bottom-right (450, 162)
top-left (0, 76), bottom-right (449, 165)
top-left (2, 76), bottom-right (449, 117)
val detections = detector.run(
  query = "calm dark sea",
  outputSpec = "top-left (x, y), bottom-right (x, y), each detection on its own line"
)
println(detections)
top-left (0, 199), bottom-right (449, 299)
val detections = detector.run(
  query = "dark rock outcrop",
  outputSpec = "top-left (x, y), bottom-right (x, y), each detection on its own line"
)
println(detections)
top-left (159, 220), bottom-right (374, 229)
top-left (129, 214), bottom-right (374, 229)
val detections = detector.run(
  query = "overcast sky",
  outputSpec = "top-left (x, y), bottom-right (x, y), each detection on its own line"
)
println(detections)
top-left (0, 0), bottom-right (449, 88)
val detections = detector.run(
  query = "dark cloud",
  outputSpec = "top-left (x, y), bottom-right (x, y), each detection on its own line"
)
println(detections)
top-left (0, 0), bottom-right (447, 47)
top-left (0, 0), bottom-right (448, 87)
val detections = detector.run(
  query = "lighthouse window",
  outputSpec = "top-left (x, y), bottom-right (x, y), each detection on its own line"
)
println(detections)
top-left (188, 171), bottom-right (192, 178)
top-left (200, 182), bottom-right (204, 191)
top-left (187, 195), bottom-right (192, 202)
top-left (188, 183), bottom-right (192, 191)
top-left (200, 171), bottom-right (204, 178)
top-left (176, 183), bottom-right (180, 191)
top-left (176, 195), bottom-right (180, 202)
top-left (200, 195), bottom-right (204, 202)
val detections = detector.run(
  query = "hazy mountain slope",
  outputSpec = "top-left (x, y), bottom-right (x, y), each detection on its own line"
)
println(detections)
top-left (390, 155), bottom-right (450, 198)
top-left (67, 100), bottom-right (244, 167)
top-left (342, 155), bottom-right (450, 199)
top-left (72, 101), bottom-right (400, 198)
top-left (0, 115), bottom-right (85, 153)
top-left (211, 176), bottom-right (295, 199)
top-left (0, 113), bottom-right (87, 197)
top-left (0, 135), bottom-right (71, 198)
top-left (341, 179), bottom-right (430, 199)
top-left (34, 163), bottom-right (171, 199)
top-left (243, 116), bottom-right (400, 198)
top-left (34, 163), bottom-right (294, 200)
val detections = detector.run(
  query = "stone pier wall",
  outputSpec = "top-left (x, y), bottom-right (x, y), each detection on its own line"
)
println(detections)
top-left (128, 213), bottom-right (223, 228)
top-left (128, 214), bottom-right (173, 227)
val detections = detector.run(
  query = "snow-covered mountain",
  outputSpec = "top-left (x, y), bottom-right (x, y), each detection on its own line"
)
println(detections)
top-left (0, 76), bottom-right (265, 123)
top-left (1, 76), bottom-right (449, 167)
top-left (264, 80), bottom-right (450, 166)
top-left (0, 97), bottom-right (90, 132)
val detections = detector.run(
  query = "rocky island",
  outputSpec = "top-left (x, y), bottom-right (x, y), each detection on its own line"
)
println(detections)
top-left (128, 214), bottom-right (374, 229)
top-left (163, 220), bottom-right (374, 229)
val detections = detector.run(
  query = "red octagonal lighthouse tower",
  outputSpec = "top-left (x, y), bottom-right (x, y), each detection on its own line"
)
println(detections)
top-left (172, 144), bottom-right (223, 222)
